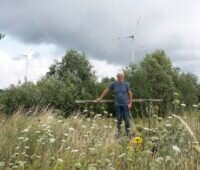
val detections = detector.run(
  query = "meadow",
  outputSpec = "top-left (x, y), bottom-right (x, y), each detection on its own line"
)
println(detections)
top-left (0, 108), bottom-right (199, 170)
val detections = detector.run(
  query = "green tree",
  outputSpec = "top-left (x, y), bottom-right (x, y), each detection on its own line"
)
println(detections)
top-left (140, 50), bottom-right (175, 100)
top-left (0, 33), bottom-right (5, 40)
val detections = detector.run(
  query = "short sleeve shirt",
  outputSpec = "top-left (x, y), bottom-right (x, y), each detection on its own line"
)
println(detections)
top-left (109, 81), bottom-right (130, 106)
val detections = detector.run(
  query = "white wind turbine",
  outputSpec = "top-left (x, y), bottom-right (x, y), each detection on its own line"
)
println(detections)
top-left (113, 17), bottom-right (145, 64)
top-left (21, 48), bottom-right (33, 82)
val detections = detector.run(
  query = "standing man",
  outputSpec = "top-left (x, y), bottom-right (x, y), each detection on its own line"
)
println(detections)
top-left (96, 70), bottom-right (132, 135)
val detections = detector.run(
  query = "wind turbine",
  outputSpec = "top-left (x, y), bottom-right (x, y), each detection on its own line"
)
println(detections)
top-left (113, 17), bottom-right (145, 64)
top-left (21, 48), bottom-right (33, 82)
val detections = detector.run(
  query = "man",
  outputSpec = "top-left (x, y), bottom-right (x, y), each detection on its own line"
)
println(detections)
top-left (96, 70), bottom-right (132, 135)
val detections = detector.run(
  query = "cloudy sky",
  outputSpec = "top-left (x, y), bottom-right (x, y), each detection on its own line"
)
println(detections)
top-left (1, 0), bottom-right (200, 89)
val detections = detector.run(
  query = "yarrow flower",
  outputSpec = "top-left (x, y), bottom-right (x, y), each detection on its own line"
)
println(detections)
top-left (118, 153), bottom-right (126, 158)
top-left (49, 138), bottom-right (56, 143)
top-left (172, 145), bottom-right (181, 153)
top-left (180, 103), bottom-right (186, 107)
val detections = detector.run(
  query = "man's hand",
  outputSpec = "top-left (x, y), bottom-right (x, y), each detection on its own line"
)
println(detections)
top-left (95, 97), bottom-right (102, 102)
top-left (128, 103), bottom-right (132, 109)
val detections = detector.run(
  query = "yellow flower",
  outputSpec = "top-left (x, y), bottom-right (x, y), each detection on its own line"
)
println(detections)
top-left (130, 136), bottom-right (143, 145)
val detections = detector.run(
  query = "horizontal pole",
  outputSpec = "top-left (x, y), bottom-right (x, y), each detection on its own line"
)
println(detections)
top-left (75, 99), bottom-right (163, 104)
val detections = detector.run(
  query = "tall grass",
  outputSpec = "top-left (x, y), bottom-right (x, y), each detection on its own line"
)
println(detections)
top-left (0, 109), bottom-right (199, 170)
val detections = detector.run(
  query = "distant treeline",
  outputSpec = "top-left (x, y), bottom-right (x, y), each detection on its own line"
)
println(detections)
top-left (0, 49), bottom-right (199, 116)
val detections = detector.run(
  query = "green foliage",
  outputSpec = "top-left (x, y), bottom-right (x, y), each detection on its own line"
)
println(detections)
top-left (0, 82), bottom-right (40, 114)
top-left (0, 33), bottom-right (5, 40)
top-left (47, 49), bottom-right (97, 100)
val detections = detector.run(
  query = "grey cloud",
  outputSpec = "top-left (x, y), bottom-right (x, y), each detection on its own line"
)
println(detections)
top-left (1, 0), bottom-right (200, 71)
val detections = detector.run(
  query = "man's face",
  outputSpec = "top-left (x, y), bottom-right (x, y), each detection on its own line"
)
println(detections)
top-left (116, 73), bottom-right (124, 83)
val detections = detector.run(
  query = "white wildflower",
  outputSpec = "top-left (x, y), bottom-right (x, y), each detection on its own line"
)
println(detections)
top-left (23, 137), bottom-right (29, 142)
top-left (57, 158), bottom-right (64, 163)
top-left (21, 128), bottom-right (29, 133)
top-left (15, 146), bottom-right (20, 150)
top-left (81, 125), bottom-right (86, 129)
top-left (57, 120), bottom-right (63, 123)
top-left (65, 147), bottom-right (70, 150)
top-left (68, 127), bottom-right (75, 132)
top-left (0, 162), bottom-right (5, 167)
top-left (192, 104), bottom-right (198, 108)
top-left (118, 153), bottom-right (126, 158)
top-left (104, 125), bottom-right (108, 129)
top-left (47, 116), bottom-right (53, 122)
top-left (165, 155), bottom-right (172, 162)
top-left (24, 146), bottom-right (30, 150)
top-left (89, 148), bottom-right (95, 151)
top-left (180, 103), bottom-right (186, 107)
top-left (156, 157), bottom-right (164, 164)
top-left (165, 124), bottom-right (172, 128)
top-left (172, 145), bottom-right (181, 153)
top-left (61, 139), bottom-right (66, 142)
top-left (71, 149), bottom-right (79, 153)
top-left (64, 133), bottom-right (69, 137)
top-left (49, 138), bottom-right (56, 143)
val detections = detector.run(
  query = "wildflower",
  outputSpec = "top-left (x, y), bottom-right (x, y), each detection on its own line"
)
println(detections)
top-left (192, 104), bottom-right (198, 108)
top-left (167, 116), bottom-right (173, 119)
top-left (89, 148), bottom-right (95, 151)
top-left (81, 125), bottom-right (86, 129)
top-left (18, 137), bottom-right (25, 140)
top-left (172, 145), bottom-right (181, 153)
top-left (36, 131), bottom-right (41, 134)
top-left (165, 155), bottom-right (172, 163)
top-left (15, 146), bottom-right (20, 150)
top-left (57, 119), bottom-right (63, 123)
top-left (57, 158), bottom-right (64, 163)
top-left (130, 136), bottom-right (143, 145)
top-left (156, 157), bottom-right (164, 164)
top-left (64, 133), bottom-right (69, 137)
top-left (23, 137), bottom-right (29, 142)
top-left (65, 147), bottom-right (70, 150)
top-left (71, 149), bottom-right (79, 153)
top-left (21, 128), bottom-right (29, 133)
top-left (83, 109), bottom-right (88, 113)
top-left (150, 136), bottom-right (159, 142)
top-left (49, 138), bottom-right (56, 143)
top-left (61, 139), bottom-right (66, 142)
top-left (0, 162), bottom-right (5, 167)
top-left (104, 125), bottom-right (108, 129)
top-left (165, 124), bottom-right (172, 128)
top-left (24, 146), bottom-right (30, 150)
top-left (68, 127), bottom-right (75, 132)
top-left (105, 159), bottom-right (111, 163)
top-left (180, 103), bottom-right (186, 107)
top-left (118, 153), bottom-right (126, 158)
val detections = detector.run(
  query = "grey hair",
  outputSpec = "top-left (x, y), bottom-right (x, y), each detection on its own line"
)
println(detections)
top-left (116, 70), bottom-right (124, 76)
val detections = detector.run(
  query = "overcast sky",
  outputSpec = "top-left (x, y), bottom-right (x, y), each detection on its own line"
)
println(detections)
top-left (1, 0), bottom-right (200, 89)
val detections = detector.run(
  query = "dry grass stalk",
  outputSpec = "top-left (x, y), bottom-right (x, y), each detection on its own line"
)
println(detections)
top-left (172, 114), bottom-right (200, 153)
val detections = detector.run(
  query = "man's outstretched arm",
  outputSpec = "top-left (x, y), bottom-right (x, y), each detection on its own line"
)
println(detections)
top-left (96, 88), bottom-right (110, 102)
top-left (128, 90), bottom-right (133, 109)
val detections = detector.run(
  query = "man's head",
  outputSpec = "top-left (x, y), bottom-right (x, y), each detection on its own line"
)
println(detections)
top-left (116, 70), bottom-right (124, 83)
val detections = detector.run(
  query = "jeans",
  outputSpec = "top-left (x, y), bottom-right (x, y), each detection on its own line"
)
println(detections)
top-left (115, 105), bottom-right (130, 134)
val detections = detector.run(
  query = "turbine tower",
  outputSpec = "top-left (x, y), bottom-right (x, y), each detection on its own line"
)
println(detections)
top-left (22, 48), bottom-right (33, 82)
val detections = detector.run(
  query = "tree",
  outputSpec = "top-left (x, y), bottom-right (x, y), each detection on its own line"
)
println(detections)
top-left (46, 49), bottom-right (98, 115)
top-left (140, 50), bottom-right (175, 100)
top-left (0, 33), bottom-right (5, 40)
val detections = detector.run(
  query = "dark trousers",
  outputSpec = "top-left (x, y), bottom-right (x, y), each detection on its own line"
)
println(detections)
top-left (115, 105), bottom-right (130, 134)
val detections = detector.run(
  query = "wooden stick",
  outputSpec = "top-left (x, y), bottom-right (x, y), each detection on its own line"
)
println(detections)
top-left (75, 99), bottom-right (163, 104)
